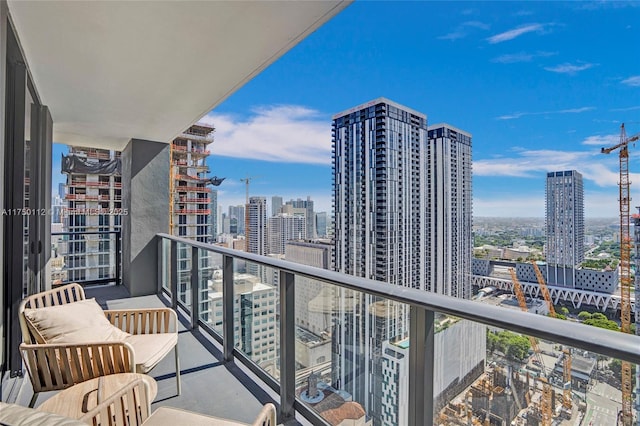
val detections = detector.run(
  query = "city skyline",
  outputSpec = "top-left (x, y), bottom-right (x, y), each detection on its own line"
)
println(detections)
top-left (51, 2), bottom-right (640, 217)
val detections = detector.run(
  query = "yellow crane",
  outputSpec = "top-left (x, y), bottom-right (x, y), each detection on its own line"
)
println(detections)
top-left (531, 261), bottom-right (572, 412)
top-left (601, 123), bottom-right (640, 426)
top-left (509, 268), bottom-right (552, 426)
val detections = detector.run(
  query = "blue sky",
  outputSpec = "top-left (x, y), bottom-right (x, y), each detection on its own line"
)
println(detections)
top-left (54, 1), bottom-right (640, 217)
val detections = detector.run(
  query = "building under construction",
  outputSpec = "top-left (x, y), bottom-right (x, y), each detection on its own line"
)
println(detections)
top-left (169, 123), bottom-right (215, 317)
top-left (437, 365), bottom-right (567, 426)
top-left (61, 146), bottom-right (122, 285)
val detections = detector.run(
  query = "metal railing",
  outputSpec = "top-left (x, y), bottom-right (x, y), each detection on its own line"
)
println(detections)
top-left (157, 233), bottom-right (640, 426)
top-left (51, 231), bottom-right (121, 286)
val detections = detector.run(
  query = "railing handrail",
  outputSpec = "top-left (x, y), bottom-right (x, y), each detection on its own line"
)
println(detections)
top-left (156, 233), bottom-right (640, 365)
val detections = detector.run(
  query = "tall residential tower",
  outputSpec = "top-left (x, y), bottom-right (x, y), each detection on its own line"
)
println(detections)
top-left (427, 124), bottom-right (473, 299)
top-left (545, 170), bottom-right (584, 267)
top-left (332, 98), bottom-right (428, 420)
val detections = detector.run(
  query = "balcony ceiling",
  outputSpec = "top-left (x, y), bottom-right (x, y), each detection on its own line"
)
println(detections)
top-left (8, 1), bottom-right (350, 150)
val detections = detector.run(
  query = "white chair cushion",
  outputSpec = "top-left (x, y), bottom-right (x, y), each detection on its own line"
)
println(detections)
top-left (23, 298), bottom-right (130, 344)
top-left (0, 402), bottom-right (87, 426)
top-left (124, 333), bottom-right (178, 373)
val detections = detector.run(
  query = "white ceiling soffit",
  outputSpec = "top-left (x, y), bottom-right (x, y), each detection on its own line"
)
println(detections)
top-left (8, 1), bottom-right (351, 150)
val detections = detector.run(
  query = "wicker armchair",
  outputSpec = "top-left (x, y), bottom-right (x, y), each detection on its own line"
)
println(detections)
top-left (80, 378), bottom-right (277, 426)
top-left (19, 283), bottom-right (180, 407)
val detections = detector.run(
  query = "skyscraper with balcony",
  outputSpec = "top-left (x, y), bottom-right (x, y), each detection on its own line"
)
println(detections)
top-left (332, 99), bottom-right (477, 424)
top-left (332, 98), bottom-right (427, 421)
top-left (62, 146), bottom-right (122, 284)
top-left (170, 123), bottom-right (215, 308)
top-left (427, 124), bottom-right (473, 300)
top-left (545, 170), bottom-right (584, 268)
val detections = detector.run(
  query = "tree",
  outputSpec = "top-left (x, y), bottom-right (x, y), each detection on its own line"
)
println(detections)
top-left (578, 311), bottom-right (592, 321)
top-left (486, 330), bottom-right (531, 361)
top-left (583, 317), bottom-right (619, 331)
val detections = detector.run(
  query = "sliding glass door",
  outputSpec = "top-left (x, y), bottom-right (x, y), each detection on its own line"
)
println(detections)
top-left (2, 20), bottom-right (52, 376)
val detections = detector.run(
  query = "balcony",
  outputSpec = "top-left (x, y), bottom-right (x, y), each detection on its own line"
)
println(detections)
top-left (20, 233), bottom-right (638, 425)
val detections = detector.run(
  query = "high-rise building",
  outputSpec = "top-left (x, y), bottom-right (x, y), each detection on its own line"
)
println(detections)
top-left (170, 123), bottom-right (215, 307)
top-left (426, 124), bottom-right (473, 300)
top-left (285, 240), bottom-right (333, 336)
top-left (247, 196), bottom-right (267, 256)
top-left (271, 195), bottom-right (283, 217)
top-left (545, 170), bottom-right (584, 267)
top-left (285, 197), bottom-right (315, 239)
top-left (268, 214), bottom-right (306, 255)
top-left (315, 212), bottom-right (328, 238)
top-left (229, 205), bottom-right (245, 235)
top-left (331, 98), bottom-right (427, 420)
top-left (332, 99), bottom-right (478, 424)
top-left (61, 146), bottom-right (122, 283)
top-left (333, 98), bottom-right (427, 286)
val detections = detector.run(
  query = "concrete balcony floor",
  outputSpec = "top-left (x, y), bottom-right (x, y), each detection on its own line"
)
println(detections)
top-left (71, 285), bottom-right (288, 424)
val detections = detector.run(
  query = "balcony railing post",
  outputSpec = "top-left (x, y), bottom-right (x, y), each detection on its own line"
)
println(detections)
top-left (115, 230), bottom-right (121, 285)
top-left (222, 254), bottom-right (234, 362)
top-left (408, 306), bottom-right (434, 426)
top-left (279, 270), bottom-right (295, 422)
top-left (190, 246), bottom-right (199, 329)
top-left (170, 240), bottom-right (178, 310)
top-left (157, 236), bottom-right (163, 295)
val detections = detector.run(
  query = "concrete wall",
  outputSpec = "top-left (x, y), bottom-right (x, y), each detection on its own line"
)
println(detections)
top-left (122, 139), bottom-right (169, 296)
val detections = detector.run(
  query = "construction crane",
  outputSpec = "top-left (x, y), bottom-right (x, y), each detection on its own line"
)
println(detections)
top-left (601, 123), bottom-right (640, 426)
top-left (509, 268), bottom-right (552, 426)
top-left (240, 175), bottom-right (260, 252)
top-left (531, 261), bottom-right (572, 412)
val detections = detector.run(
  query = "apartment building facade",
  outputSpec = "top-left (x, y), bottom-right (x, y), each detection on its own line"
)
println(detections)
top-left (62, 146), bottom-right (122, 283)
top-left (170, 123), bottom-right (215, 308)
top-left (426, 124), bottom-right (473, 300)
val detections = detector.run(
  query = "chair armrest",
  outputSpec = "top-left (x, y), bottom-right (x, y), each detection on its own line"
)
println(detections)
top-left (104, 307), bottom-right (177, 335)
top-left (20, 342), bottom-right (135, 393)
top-left (252, 403), bottom-right (277, 426)
top-left (79, 378), bottom-right (151, 425)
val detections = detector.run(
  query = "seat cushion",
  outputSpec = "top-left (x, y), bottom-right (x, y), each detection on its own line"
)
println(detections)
top-left (23, 298), bottom-right (130, 344)
top-left (124, 333), bottom-right (178, 373)
top-left (0, 402), bottom-right (87, 426)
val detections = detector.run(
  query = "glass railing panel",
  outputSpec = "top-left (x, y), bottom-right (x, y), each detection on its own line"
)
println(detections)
top-left (51, 231), bottom-right (120, 286)
top-left (435, 317), bottom-right (637, 426)
top-left (176, 242), bottom-right (191, 308)
top-left (233, 260), bottom-right (280, 380)
top-left (198, 250), bottom-right (223, 336)
top-left (294, 275), bottom-right (410, 426)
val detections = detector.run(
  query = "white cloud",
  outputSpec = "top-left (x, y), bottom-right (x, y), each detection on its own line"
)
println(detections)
top-left (581, 134), bottom-right (619, 146)
top-left (491, 51), bottom-right (556, 64)
top-left (544, 62), bottom-right (597, 74)
top-left (611, 105), bottom-right (640, 112)
top-left (474, 148), bottom-right (638, 188)
top-left (437, 21), bottom-right (489, 41)
top-left (201, 105), bottom-right (331, 165)
top-left (621, 76), bottom-right (640, 87)
top-left (487, 23), bottom-right (548, 44)
top-left (497, 106), bottom-right (594, 120)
